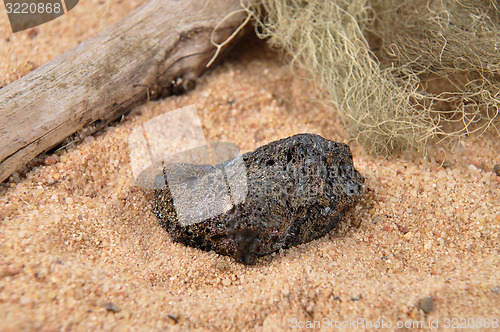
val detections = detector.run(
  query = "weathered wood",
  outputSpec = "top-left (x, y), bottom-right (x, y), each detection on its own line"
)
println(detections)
top-left (0, 0), bottom-right (246, 182)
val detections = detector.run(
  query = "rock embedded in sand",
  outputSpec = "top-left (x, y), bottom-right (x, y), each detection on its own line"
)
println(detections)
top-left (419, 296), bottom-right (434, 314)
top-left (494, 164), bottom-right (500, 176)
top-left (152, 133), bottom-right (364, 264)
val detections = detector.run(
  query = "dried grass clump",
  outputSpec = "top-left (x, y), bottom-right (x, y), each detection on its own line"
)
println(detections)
top-left (239, 0), bottom-right (500, 154)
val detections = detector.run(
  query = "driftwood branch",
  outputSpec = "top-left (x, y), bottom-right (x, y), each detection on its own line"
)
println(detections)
top-left (0, 0), bottom-right (246, 182)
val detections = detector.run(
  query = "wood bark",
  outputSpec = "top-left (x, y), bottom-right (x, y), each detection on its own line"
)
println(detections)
top-left (0, 0), bottom-right (246, 182)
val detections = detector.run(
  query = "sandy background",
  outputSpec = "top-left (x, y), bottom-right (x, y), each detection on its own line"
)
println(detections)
top-left (1, 1), bottom-right (499, 330)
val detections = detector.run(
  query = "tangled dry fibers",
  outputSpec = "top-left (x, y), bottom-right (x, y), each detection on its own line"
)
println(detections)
top-left (235, 0), bottom-right (500, 154)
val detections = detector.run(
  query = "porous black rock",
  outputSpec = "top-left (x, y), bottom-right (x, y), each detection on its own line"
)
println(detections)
top-left (152, 133), bottom-right (364, 264)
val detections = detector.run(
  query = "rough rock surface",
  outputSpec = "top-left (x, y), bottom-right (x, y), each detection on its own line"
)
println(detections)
top-left (152, 133), bottom-right (365, 264)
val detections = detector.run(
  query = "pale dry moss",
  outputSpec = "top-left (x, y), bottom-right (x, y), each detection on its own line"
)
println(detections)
top-left (237, 0), bottom-right (500, 154)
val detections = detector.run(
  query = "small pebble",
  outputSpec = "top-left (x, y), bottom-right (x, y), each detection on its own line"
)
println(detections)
top-left (468, 164), bottom-right (477, 172)
top-left (494, 164), bottom-right (500, 176)
top-left (436, 160), bottom-right (451, 168)
top-left (403, 231), bottom-right (413, 240)
top-left (167, 314), bottom-right (179, 324)
top-left (104, 302), bottom-right (120, 313)
top-left (3, 265), bottom-right (21, 276)
top-left (399, 225), bottom-right (410, 234)
top-left (419, 296), bottom-right (434, 313)
top-left (65, 197), bottom-right (74, 205)
top-left (47, 290), bottom-right (57, 301)
top-left (491, 286), bottom-right (499, 294)
top-left (83, 136), bottom-right (95, 144)
top-left (215, 261), bottom-right (230, 272)
top-left (10, 172), bottom-right (20, 183)
top-left (44, 155), bottom-right (57, 166)
top-left (441, 161), bottom-right (451, 168)
top-left (19, 296), bottom-right (30, 305)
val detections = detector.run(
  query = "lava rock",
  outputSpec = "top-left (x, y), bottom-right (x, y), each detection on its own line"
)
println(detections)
top-left (152, 133), bottom-right (364, 264)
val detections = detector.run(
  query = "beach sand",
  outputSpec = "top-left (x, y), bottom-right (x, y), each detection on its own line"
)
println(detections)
top-left (1, 1), bottom-right (499, 330)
